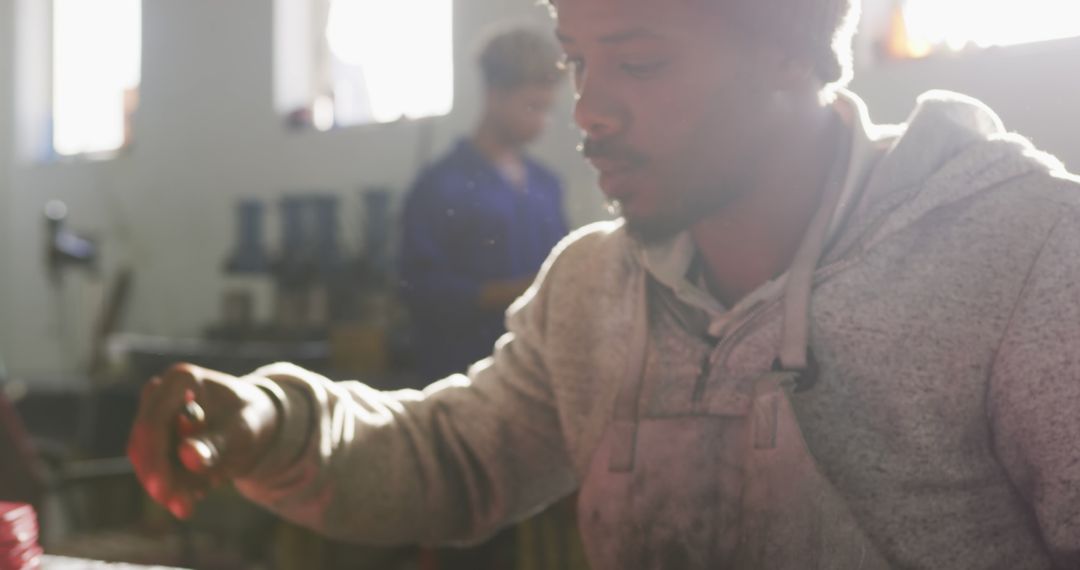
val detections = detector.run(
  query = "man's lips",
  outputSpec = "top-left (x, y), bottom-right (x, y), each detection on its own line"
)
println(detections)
top-left (581, 138), bottom-right (647, 200)
top-left (581, 137), bottom-right (646, 177)
top-left (587, 156), bottom-right (637, 175)
top-left (589, 158), bottom-right (642, 200)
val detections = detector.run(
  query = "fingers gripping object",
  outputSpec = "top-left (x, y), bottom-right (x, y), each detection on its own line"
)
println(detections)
top-left (179, 436), bottom-right (220, 473)
top-left (176, 399), bottom-right (205, 435)
top-left (176, 400), bottom-right (221, 474)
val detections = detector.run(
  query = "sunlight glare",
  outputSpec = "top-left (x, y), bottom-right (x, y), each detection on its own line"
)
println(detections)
top-left (326, 0), bottom-right (454, 124)
top-left (903, 0), bottom-right (1080, 53)
top-left (53, 0), bottom-right (141, 156)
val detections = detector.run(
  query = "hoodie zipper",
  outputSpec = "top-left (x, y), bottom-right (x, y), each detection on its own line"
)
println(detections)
top-left (689, 254), bottom-right (862, 403)
top-left (691, 300), bottom-right (780, 402)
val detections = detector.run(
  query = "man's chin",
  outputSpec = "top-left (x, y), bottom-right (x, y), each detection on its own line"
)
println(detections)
top-left (612, 183), bottom-right (737, 245)
top-left (620, 210), bottom-right (692, 245)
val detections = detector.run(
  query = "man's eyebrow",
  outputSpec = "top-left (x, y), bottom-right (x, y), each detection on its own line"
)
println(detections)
top-left (598, 28), bottom-right (664, 44)
top-left (555, 28), bottom-right (665, 45)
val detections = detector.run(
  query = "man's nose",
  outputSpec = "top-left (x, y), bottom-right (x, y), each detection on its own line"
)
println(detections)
top-left (573, 76), bottom-right (624, 140)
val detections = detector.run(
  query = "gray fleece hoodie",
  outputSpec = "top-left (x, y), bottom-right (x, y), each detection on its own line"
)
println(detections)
top-left (235, 91), bottom-right (1080, 569)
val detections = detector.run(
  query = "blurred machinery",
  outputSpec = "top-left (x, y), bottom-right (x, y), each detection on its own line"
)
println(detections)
top-left (44, 200), bottom-right (98, 281)
top-left (210, 189), bottom-right (411, 381)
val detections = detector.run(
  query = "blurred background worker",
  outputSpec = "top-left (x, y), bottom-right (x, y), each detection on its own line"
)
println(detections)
top-left (399, 27), bottom-right (570, 382)
top-left (397, 27), bottom-right (581, 570)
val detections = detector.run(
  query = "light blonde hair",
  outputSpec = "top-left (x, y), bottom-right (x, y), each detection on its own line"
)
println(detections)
top-left (479, 27), bottom-right (567, 90)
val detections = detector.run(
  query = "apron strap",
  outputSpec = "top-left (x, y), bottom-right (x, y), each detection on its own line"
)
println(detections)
top-left (608, 271), bottom-right (650, 472)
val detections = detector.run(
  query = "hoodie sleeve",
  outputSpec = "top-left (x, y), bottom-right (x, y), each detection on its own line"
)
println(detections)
top-left (233, 241), bottom-right (577, 547)
top-left (988, 211), bottom-right (1080, 569)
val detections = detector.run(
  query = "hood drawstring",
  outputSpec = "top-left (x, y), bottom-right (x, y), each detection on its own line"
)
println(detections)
top-left (778, 106), bottom-right (869, 385)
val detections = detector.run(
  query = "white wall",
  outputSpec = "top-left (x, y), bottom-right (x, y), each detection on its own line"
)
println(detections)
top-left (2, 0), bottom-right (1079, 378)
top-left (0, 0), bottom-right (603, 377)
top-left (853, 37), bottom-right (1080, 171)
top-left (0, 0), bottom-right (14, 374)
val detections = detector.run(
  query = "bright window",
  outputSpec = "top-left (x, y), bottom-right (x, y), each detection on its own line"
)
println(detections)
top-left (52, 0), bottom-right (142, 157)
top-left (894, 0), bottom-right (1080, 58)
top-left (275, 0), bottom-right (454, 130)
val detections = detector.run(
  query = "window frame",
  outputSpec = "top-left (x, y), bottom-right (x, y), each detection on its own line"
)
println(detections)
top-left (274, 0), bottom-right (456, 133)
top-left (885, 0), bottom-right (1080, 61)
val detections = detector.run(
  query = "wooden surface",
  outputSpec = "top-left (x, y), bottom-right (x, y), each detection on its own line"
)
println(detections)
top-left (42, 555), bottom-right (186, 569)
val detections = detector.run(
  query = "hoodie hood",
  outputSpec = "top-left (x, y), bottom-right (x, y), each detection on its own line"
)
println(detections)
top-left (827, 90), bottom-right (1069, 264)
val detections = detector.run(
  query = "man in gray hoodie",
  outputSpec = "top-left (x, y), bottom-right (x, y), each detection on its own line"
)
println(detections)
top-left (128, 0), bottom-right (1080, 568)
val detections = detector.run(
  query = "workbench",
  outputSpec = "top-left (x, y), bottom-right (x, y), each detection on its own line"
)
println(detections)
top-left (42, 556), bottom-right (183, 569)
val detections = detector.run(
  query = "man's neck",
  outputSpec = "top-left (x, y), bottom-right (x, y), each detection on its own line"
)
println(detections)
top-left (690, 96), bottom-right (843, 308)
top-left (472, 118), bottom-right (522, 167)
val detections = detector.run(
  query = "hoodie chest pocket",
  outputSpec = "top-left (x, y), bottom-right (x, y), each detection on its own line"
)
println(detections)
top-left (639, 321), bottom-right (756, 420)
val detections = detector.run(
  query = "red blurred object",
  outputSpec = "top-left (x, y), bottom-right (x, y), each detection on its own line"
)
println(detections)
top-left (1, 544), bottom-right (43, 570)
top-left (0, 502), bottom-right (42, 570)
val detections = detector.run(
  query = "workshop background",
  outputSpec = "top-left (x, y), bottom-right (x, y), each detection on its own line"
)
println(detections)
top-left (0, 0), bottom-right (1078, 568)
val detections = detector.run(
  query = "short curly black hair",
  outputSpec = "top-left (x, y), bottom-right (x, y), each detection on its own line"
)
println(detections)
top-left (545, 0), bottom-right (860, 88)
top-left (479, 27), bottom-right (567, 90)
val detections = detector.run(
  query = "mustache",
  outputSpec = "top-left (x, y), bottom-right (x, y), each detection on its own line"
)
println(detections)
top-left (579, 138), bottom-right (648, 165)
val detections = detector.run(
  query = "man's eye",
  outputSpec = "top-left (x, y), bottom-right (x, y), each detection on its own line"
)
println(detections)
top-left (621, 60), bottom-right (668, 79)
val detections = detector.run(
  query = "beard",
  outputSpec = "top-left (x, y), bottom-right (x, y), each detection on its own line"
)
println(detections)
top-left (586, 121), bottom-right (761, 244)
top-left (614, 175), bottom-right (747, 245)
top-left (614, 199), bottom-right (696, 244)
top-left (590, 136), bottom-right (761, 245)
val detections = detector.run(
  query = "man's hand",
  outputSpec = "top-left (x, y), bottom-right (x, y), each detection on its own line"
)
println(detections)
top-left (127, 364), bottom-right (281, 519)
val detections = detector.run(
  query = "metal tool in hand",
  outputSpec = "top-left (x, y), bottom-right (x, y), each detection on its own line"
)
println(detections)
top-left (176, 400), bottom-right (220, 473)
